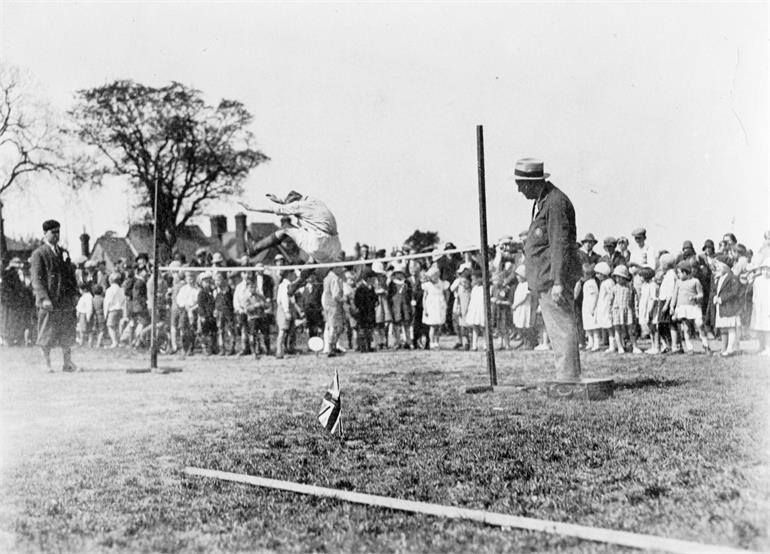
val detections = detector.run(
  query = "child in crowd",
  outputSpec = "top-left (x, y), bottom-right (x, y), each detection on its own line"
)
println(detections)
top-left (593, 262), bottom-right (614, 352)
top-left (275, 270), bottom-right (298, 359)
top-left (580, 263), bottom-right (600, 351)
top-left (409, 260), bottom-right (430, 349)
top-left (388, 263), bottom-right (413, 349)
top-left (609, 265), bottom-right (640, 353)
top-left (671, 263), bottom-right (710, 354)
top-left (658, 254), bottom-right (679, 353)
top-left (197, 273), bottom-right (217, 355)
top-left (749, 261), bottom-right (770, 355)
top-left (373, 264), bottom-right (392, 350)
top-left (243, 276), bottom-right (268, 359)
top-left (450, 263), bottom-right (472, 350)
top-left (354, 269), bottom-right (378, 352)
top-left (75, 282), bottom-right (94, 347)
top-left (213, 272), bottom-right (235, 356)
top-left (637, 267), bottom-right (660, 353)
top-left (342, 269), bottom-right (358, 350)
top-left (712, 254), bottom-right (742, 356)
top-left (464, 269), bottom-right (486, 350)
top-left (511, 265), bottom-right (533, 349)
top-left (421, 265), bottom-right (448, 350)
top-left (176, 271), bottom-right (200, 356)
top-left (91, 284), bottom-right (106, 348)
top-left (103, 272), bottom-right (126, 348)
top-left (491, 271), bottom-right (514, 350)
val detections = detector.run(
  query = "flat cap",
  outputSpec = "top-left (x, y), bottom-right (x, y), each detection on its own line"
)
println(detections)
top-left (631, 227), bottom-right (646, 237)
top-left (42, 219), bottom-right (60, 232)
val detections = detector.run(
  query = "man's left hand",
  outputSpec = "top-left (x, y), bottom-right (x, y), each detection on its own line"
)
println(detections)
top-left (550, 284), bottom-right (565, 306)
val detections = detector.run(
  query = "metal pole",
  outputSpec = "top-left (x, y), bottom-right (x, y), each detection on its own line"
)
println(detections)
top-left (476, 125), bottom-right (497, 387)
top-left (149, 179), bottom-right (160, 370)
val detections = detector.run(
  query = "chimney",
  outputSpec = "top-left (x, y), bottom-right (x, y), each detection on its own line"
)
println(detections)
top-left (234, 212), bottom-right (247, 256)
top-left (209, 215), bottom-right (227, 241)
top-left (80, 228), bottom-right (90, 257)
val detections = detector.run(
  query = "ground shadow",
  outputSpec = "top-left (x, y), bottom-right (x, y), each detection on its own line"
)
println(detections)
top-left (614, 376), bottom-right (686, 390)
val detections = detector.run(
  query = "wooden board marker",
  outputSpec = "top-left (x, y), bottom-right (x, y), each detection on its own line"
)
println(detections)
top-left (184, 467), bottom-right (758, 554)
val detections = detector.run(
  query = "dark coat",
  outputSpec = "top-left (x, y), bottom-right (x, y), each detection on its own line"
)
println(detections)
top-left (353, 283), bottom-right (378, 328)
top-left (524, 182), bottom-right (582, 292)
top-left (714, 271), bottom-right (742, 318)
top-left (29, 244), bottom-right (78, 310)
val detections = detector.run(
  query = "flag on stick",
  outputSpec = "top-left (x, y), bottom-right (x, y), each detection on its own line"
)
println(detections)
top-left (318, 369), bottom-right (342, 436)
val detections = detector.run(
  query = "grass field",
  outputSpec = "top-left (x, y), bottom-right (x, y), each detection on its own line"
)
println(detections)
top-left (1, 340), bottom-right (769, 553)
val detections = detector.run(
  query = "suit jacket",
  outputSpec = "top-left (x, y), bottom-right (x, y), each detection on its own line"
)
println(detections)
top-left (524, 182), bottom-right (582, 292)
top-left (715, 271), bottom-right (742, 318)
top-left (30, 243), bottom-right (78, 309)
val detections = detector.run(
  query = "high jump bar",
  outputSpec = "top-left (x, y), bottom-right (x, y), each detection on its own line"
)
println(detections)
top-left (158, 244), bottom-right (484, 273)
top-left (184, 467), bottom-right (759, 554)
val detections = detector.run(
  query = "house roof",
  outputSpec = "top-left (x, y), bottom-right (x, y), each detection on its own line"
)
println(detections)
top-left (90, 236), bottom-right (135, 263)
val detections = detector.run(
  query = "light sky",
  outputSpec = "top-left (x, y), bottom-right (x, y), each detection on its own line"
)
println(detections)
top-left (1, 2), bottom-right (768, 256)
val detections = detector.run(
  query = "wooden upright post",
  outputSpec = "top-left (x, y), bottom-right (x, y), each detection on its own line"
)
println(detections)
top-left (476, 125), bottom-right (497, 387)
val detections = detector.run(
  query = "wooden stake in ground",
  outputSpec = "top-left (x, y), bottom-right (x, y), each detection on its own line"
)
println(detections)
top-left (476, 125), bottom-right (497, 387)
top-left (184, 467), bottom-right (759, 554)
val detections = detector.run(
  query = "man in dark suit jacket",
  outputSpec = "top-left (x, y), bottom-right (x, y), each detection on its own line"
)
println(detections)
top-left (515, 158), bottom-right (582, 381)
top-left (30, 219), bottom-right (80, 372)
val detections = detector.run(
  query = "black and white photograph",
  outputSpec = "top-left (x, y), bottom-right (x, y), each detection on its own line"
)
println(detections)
top-left (0, 2), bottom-right (768, 552)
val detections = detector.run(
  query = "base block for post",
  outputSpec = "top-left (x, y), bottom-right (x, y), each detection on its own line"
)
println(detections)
top-left (544, 378), bottom-right (614, 401)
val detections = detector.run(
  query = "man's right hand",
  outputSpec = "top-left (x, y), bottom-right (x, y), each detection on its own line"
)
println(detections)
top-left (41, 299), bottom-right (53, 311)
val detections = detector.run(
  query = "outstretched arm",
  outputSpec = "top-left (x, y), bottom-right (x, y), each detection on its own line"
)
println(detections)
top-left (237, 201), bottom-right (275, 214)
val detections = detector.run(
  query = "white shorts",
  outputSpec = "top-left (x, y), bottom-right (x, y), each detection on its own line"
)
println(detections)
top-left (674, 304), bottom-right (703, 326)
top-left (284, 227), bottom-right (342, 264)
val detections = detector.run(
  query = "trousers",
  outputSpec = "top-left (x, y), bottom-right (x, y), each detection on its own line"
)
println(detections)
top-left (537, 288), bottom-right (581, 380)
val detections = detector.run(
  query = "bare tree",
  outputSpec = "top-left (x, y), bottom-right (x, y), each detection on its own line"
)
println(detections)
top-left (0, 64), bottom-right (66, 265)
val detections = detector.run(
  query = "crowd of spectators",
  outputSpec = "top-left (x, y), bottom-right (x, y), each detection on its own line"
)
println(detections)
top-left (2, 228), bottom-right (769, 358)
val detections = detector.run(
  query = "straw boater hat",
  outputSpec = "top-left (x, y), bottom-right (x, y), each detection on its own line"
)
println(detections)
top-left (513, 158), bottom-right (550, 181)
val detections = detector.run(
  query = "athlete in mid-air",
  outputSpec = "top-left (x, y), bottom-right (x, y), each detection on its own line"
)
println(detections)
top-left (240, 191), bottom-right (343, 264)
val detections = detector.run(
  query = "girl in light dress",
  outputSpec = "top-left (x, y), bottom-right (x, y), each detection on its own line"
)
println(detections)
top-left (511, 265), bottom-right (533, 349)
top-left (670, 263), bottom-right (710, 354)
top-left (609, 265), bottom-right (641, 354)
top-left (657, 254), bottom-right (679, 353)
top-left (593, 261), bottom-right (614, 352)
top-left (579, 263), bottom-right (601, 351)
top-left (450, 263), bottom-right (472, 350)
top-left (749, 260), bottom-right (770, 355)
top-left (637, 267), bottom-right (661, 353)
top-left (464, 270), bottom-right (486, 350)
top-left (421, 265), bottom-right (449, 349)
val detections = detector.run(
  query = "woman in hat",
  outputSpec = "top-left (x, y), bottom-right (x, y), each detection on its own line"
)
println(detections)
top-left (748, 260), bottom-right (770, 355)
top-left (712, 254), bottom-right (742, 356)
top-left (1, 257), bottom-right (26, 345)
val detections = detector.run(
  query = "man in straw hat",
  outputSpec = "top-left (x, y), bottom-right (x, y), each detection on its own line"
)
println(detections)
top-left (514, 159), bottom-right (582, 381)
top-left (29, 219), bottom-right (80, 372)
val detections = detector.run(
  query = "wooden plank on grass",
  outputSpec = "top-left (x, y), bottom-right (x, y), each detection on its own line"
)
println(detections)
top-left (184, 467), bottom-right (759, 554)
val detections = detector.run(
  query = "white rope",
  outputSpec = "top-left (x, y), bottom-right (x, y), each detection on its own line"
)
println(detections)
top-left (184, 467), bottom-right (759, 554)
top-left (159, 245), bottom-right (482, 273)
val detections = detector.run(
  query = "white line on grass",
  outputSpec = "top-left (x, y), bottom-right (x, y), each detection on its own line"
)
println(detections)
top-left (184, 467), bottom-right (759, 554)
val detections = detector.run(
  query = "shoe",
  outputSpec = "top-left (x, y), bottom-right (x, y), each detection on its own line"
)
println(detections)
top-left (721, 350), bottom-right (735, 357)
top-left (604, 347), bottom-right (614, 353)
top-left (646, 347), bottom-right (659, 354)
top-left (238, 350), bottom-right (251, 357)
top-left (534, 344), bottom-right (550, 351)
top-left (62, 362), bottom-right (78, 372)
top-left (632, 347), bottom-right (643, 354)
top-left (617, 347), bottom-right (626, 354)
top-left (326, 352), bottom-right (338, 358)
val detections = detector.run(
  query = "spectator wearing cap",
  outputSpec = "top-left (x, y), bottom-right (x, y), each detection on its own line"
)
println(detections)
top-left (192, 247), bottom-right (209, 267)
top-left (322, 267), bottom-right (346, 356)
top-left (196, 273), bottom-right (217, 355)
top-left (599, 237), bottom-right (624, 269)
top-left (388, 262), bottom-right (413, 349)
top-left (252, 263), bottom-right (275, 355)
top-left (577, 233), bottom-right (601, 267)
top-left (514, 158), bottom-right (582, 380)
top-left (29, 219), bottom-right (80, 372)
top-left (629, 228), bottom-right (658, 269)
top-left (211, 252), bottom-right (225, 268)
top-left (353, 269), bottom-right (378, 352)
top-left (233, 270), bottom-right (254, 355)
